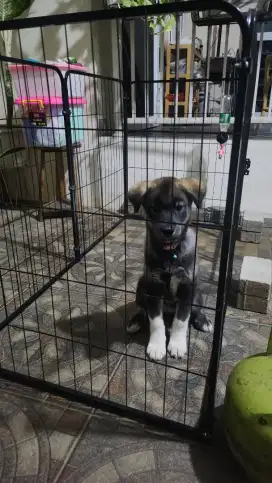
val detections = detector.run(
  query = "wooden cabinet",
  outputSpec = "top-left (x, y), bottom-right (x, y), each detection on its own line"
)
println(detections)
top-left (164, 44), bottom-right (202, 117)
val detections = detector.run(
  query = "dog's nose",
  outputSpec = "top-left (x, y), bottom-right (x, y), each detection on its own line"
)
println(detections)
top-left (161, 226), bottom-right (174, 237)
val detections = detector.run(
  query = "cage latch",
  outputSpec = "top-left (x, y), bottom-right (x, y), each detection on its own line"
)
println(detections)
top-left (244, 158), bottom-right (251, 176)
top-left (234, 58), bottom-right (250, 70)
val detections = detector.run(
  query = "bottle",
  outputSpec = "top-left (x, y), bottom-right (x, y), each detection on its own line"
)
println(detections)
top-left (219, 95), bottom-right (232, 133)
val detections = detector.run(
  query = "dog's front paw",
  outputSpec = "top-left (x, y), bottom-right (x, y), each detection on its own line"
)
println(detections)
top-left (147, 335), bottom-right (166, 361)
top-left (167, 336), bottom-right (187, 359)
top-left (172, 267), bottom-right (191, 284)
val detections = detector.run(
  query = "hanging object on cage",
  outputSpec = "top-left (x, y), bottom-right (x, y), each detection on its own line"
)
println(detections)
top-left (217, 95), bottom-right (232, 159)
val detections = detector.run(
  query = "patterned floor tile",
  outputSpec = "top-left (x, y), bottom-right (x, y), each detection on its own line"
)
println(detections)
top-left (0, 211), bottom-right (270, 483)
top-left (0, 208), bottom-right (119, 318)
top-left (0, 389), bottom-right (91, 483)
top-left (54, 411), bottom-right (249, 483)
top-left (0, 279), bottom-right (146, 405)
top-left (0, 271), bottom-right (41, 315)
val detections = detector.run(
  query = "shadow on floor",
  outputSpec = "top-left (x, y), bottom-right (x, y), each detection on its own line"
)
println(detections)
top-left (190, 406), bottom-right (249, 483)
top-left (57, 301), bottom-right (141, 357)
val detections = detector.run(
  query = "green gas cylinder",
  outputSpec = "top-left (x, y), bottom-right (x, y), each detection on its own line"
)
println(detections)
top-left (224, 330), bottom-right (272, 483)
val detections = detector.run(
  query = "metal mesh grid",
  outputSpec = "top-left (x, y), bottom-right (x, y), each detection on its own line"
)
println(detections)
top-left (0, 1), bottom-right (254, 438)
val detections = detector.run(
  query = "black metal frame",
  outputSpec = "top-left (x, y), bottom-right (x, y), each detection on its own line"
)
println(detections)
top-left (0, 1), bottom-right (254, 440)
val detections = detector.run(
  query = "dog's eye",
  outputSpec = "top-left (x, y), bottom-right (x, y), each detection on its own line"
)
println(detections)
top-left (176, 202), bottom-right (185, 211)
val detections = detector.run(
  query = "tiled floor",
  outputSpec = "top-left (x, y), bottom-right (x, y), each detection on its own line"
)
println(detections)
top-left (0, 379), bottom-right (251, 483)
top-left (0, 208), bottom-right (271, 482)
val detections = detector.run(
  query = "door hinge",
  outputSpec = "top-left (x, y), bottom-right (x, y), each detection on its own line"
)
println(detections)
top-left (244, 158), bottom-right (251, 176)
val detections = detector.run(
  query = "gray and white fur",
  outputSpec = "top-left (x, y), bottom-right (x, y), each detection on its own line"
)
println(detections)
top-left (127, 147), bottom-right (212, 361)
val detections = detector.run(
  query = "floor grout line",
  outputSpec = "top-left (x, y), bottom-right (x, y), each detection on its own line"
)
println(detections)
top-left (0, 211), bottom-right (116, 311)
top-left (0, 274), bottom-right (43, 313)
top-left (53, 346), bottom-right (131, 483)
top-left (0, 217), bottom-right (270, 481)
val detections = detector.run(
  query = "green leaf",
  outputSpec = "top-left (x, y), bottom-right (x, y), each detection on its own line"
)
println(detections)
top-left (164, 15), bottom-right (176, 32)
top-left (119, 0), bottom-right (134, 6)
top-left (118, 0), bottom-right (174, 34)
top-left (119, 0), bottom-right (139, 6)
top-left (157, 16), bottom-right (166, 27)
top-left (137, 0), bottom-right (152, 5)
top-left (0, 0), bottom-right (33, 21)
top-left (0, 147), bottom-right (26, 159)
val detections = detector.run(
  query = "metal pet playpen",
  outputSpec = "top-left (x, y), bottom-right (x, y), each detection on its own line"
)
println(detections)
top-left (0, 1), bottom-right (263, 439)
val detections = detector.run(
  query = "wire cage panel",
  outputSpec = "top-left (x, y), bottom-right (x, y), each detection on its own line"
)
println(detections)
top-left (0, 2), bottom-right (254, 438)
top-left (127, 137), bottom-right (232, 213)
top-left (0, 57), bottom-right (125, 320)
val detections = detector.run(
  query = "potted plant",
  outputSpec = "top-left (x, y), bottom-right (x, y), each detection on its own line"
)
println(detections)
top-left (0, 0), bottom-right (34, 126)
top-left (118, 0), bottom-right (175, 33)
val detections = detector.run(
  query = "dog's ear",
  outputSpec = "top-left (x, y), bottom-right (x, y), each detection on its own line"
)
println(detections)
top-left (176, 178), bottom-right (206, 208)
top-left (128, 181), bottom-right (148, 213)
top-left (128, 180), bottom-right (158, 213)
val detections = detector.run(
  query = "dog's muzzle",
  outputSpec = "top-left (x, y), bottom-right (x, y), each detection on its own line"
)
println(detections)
top-left (163, 240), bottom-right (178, 251)
top-left (160, 226), bottom-right (179, 251)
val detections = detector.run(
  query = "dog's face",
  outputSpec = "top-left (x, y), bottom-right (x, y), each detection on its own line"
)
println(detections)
top-left (128, 177), bottom-right (206, 250)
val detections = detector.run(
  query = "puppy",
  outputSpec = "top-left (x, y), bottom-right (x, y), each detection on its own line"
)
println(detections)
top-left (127, 176), bottom-right (212, 361)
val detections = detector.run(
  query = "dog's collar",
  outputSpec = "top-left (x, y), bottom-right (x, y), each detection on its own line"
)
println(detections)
top-left (163, 245), bottom-right (179, 262)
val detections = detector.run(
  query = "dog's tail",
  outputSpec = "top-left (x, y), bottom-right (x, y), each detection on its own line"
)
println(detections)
top-left (185, 144), bottom-right (208, 194)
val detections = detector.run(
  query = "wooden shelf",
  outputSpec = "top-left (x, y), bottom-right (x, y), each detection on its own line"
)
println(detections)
top-left (167, 101), bottom-right (186, 106)
top-left (261, 54), bottom-right (272, 117)
top-left (164, 43), bottom-right (202, 118)
top-left (167, 43), bottom-right (202, 59)
top-left (168, 73), bottom-right (187, 79)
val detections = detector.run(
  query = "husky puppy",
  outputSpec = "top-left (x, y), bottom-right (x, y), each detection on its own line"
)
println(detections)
top-left (127, 173), bottom-right (211, 361)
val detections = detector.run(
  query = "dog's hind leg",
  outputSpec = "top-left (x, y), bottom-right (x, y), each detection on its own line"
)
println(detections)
top-left (127, 275), bottom-right (149, 334)
top-left (191, 291), bottom-right (212, 333)
top-left (127, 308), bottom-right (147, 334)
